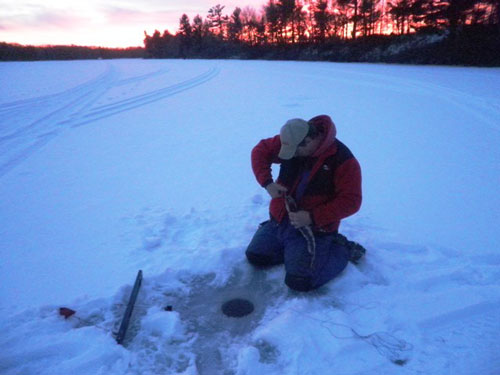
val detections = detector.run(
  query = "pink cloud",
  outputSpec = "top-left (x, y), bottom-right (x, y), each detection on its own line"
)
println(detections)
top-left (34, 11), bottom-right (88, 29)
top-left (102, 7), bottom-right (180, 25)
top-left (0, 1), bottom-right (269, 47)
top-left (1, 8), bottom-right (88, 32)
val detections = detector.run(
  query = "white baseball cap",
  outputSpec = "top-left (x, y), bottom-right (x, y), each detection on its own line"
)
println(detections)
top-left (278, 118), bottom-right (309, 160)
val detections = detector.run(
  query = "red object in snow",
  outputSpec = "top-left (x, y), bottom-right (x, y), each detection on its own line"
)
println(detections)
top-left (59, 307), bottom-right (76, 319)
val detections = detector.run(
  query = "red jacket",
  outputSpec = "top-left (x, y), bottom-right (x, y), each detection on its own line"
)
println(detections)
top-left (251, 115), bottom-right (362, 233)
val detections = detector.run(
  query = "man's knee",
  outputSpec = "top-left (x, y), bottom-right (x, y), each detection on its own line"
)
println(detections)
top-left (285, 274), bottom-right (314, 292)
top-left (245, 251), bottom-right (275, 268)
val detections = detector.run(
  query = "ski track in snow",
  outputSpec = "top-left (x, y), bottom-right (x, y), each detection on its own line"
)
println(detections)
top-left (0, 63), bottom-right (220, 177)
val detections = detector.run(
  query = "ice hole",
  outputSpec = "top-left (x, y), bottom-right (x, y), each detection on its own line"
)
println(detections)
top-left (221, 298), bottom-right (255, 317)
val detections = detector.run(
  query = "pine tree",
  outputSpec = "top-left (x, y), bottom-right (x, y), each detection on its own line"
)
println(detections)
top-left (336, 0), bottom-right (353, 39)
top-left (265, 0), bottom-right (281, 43)
top-left (360, 0), bottom-right (381, 36)
top-left (314, 1), bottom-right (334, 43)
top-left (277, 0), bottom-right (298, 43)
top-left (293, 2), bottom-right (308, 43)
top-left (208, 4), bottom-right (229, 39)
top-left (228, 7), bottom-right (244, 41)
top-left (192, 15), bottom-right (204, 51)
top-left (178, 14), bottom-right (192, 57)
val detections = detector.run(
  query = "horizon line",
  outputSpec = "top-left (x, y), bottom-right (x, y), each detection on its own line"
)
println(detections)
top-left (1, 41), bottom-right (145, 49)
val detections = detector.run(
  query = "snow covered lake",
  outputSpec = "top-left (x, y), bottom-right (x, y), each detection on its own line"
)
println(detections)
top-left (0, 59), bottom-right (499, 374)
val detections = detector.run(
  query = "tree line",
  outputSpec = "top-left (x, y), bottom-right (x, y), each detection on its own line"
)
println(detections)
top-left (144, 0), bottom-right (500, 65)
top-left (0, 43), bottom-right (144, 61)
top-left (1, 0), bottom-right (497, 64)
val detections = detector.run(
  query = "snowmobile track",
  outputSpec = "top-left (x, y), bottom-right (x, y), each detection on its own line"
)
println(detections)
top-left (0, 65), bottom-right (220, 177)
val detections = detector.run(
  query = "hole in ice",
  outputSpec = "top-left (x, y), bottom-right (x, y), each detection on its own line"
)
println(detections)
top-left (221, 298), bottom-right (254, 317)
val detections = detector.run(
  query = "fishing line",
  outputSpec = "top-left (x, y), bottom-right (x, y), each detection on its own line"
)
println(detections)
top-left (289, 308), bottom-right (413, 365)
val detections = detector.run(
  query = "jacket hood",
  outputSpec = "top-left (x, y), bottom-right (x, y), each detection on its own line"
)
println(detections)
top-left (308, 115), bottom-right (337, 158)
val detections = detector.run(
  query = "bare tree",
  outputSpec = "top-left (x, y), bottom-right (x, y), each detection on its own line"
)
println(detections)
top-left (241, 7), bottom-right (259, 44)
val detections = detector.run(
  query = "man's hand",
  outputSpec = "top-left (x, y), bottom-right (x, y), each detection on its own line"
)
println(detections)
top-left (265, 182), bottom-right (288, 199)
top-left (289, 211), bottom-right (312, 228)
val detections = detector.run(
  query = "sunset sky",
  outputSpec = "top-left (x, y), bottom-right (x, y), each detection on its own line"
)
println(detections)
top-left (0, 0), bottom-right (268, 48)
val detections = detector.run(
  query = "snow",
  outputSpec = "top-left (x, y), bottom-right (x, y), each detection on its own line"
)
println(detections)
top-left (0, 58), bottom-right (499, 374)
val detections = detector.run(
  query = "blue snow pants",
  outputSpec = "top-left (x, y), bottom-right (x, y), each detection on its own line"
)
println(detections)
top-left (245, 219), bottom-right (349, 292)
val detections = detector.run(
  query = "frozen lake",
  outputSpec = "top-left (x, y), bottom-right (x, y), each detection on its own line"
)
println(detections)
top-left (0, 59), bottom-right (499, 375)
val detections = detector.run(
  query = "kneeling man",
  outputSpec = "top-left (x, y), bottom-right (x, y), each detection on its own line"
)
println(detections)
top-left (246, 115), bottom-right (362, 292)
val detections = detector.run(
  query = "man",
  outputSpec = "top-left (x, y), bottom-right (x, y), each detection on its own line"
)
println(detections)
top-left (246, 115), bottom-right (362, 292)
